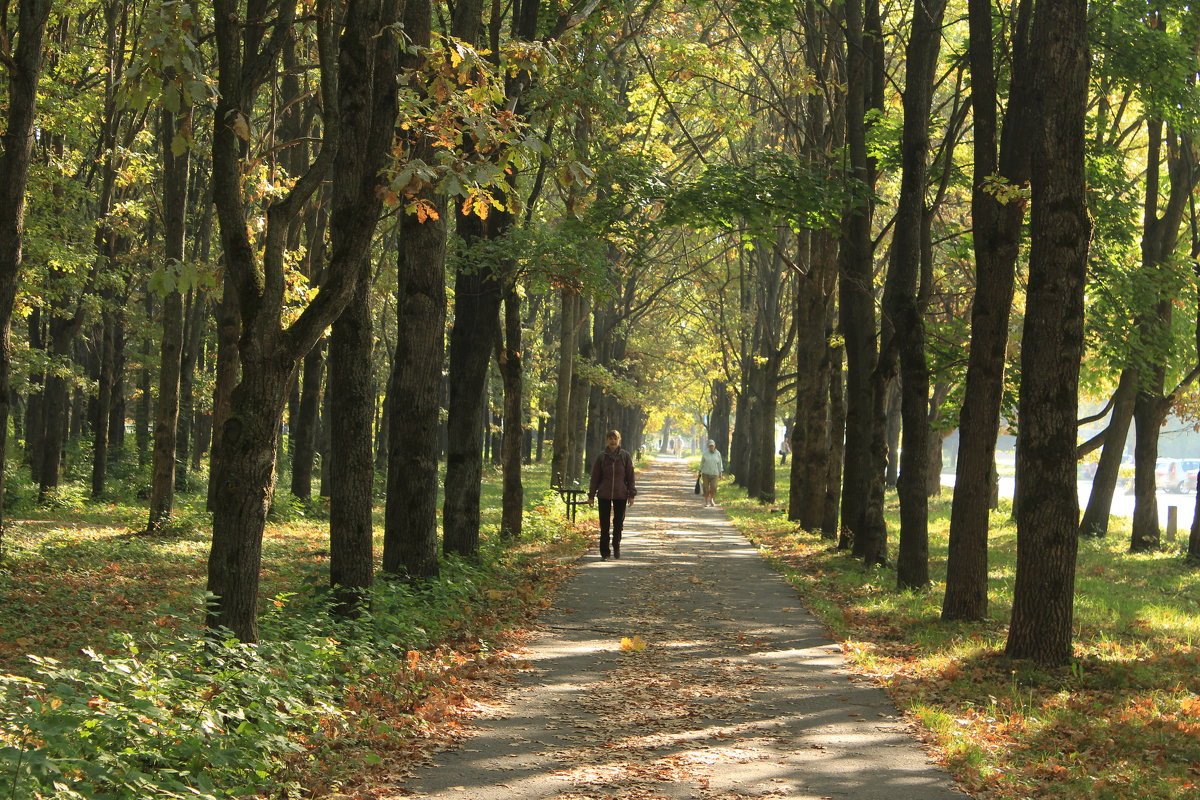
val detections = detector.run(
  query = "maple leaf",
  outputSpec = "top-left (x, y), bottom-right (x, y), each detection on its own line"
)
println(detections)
top-left (619, 635), bottom-right (648, 652)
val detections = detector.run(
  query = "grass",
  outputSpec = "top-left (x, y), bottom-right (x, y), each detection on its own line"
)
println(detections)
top-left (0, 458), bottom-right (591, 800)
top-left (722, 465), bottom-right (1200, 800)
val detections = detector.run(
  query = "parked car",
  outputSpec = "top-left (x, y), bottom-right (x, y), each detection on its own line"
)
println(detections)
top-left (1154, 458), bottom-right (1200, 493)
top-left (1178, 459), bottom-right (1200, 493)
top-left (1155, 458), bottom-right (1182, 492)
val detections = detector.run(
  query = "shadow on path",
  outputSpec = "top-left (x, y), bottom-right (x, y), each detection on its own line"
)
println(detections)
top-left (396, 457), bottom-right (968, 799)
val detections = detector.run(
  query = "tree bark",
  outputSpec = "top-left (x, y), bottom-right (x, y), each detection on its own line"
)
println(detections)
top-left (208, 275), bottom-right (240, 511)
top-left (1005, 0), bottom-right (1090, 666)
top-left (566, 307), bottom-right (591, 484)
top-left (290, 343), bottom-right (323, 499)
top-left (148, 102), bottom-right (191, 531)
top-left (709, 380), bottom-right (731, 459)
top-left (498, 284), bottom-right (524, 538)
top-left (206, 0), bottom-right (399, 640)
top-left (108, 314), bottom-right (127, 453)
top-left (879, 0), bottom-right (946, 589)
top-left (0, 0), bottom-right (50, 530)
top-left (1079, 369), bottom-right (1136, 537)
top-left (823, 341), bottom-right (845, 538)
top-left (383, 193), bottom-right (445, 578)
top-left (38, 318), bottom-right (80, 499)
top-left (91, 310), bottom-right (117, 497)
top-left (328, 269), bottom-right (374, 612)
top-left (549, 289), bottom-right (578, 483)
top-left (1128, 118), bottom-right (1197, 552)
top-left (791, 230), bottom-right (838, 529)
top-left (838, 0), bottom-right (882, 557)
top-left (176, 293), bottom-right (206, 492)
top-left (24, 310), bottom-right (44, 472)
top-left (943, 0), bottom-right (1033, 621)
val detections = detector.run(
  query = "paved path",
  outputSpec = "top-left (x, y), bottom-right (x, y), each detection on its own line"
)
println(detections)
top-left (398, 458), bottom-right (967, 800)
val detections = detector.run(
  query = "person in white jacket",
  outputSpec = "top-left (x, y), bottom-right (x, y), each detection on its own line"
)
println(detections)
top-left (698, 440), bottom-right (724, 507)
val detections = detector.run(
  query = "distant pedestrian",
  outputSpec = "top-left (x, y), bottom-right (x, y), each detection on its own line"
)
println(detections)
top-left (699, 439), bottom-right (724, 507)
top-left (779, 437), bottom-right (791, 465)
top-left (588, 430), bottom-right (636, 559)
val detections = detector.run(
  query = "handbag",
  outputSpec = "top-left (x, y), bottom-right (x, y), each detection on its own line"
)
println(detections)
top-left (694, 474), bottom-right (701, 494)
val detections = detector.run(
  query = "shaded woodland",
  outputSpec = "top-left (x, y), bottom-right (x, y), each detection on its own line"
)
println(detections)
top-left (0, 0), bottom-right (1197, 674)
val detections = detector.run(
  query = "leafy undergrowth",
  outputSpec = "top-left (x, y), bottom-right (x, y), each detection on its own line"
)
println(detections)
top-left (0, 479), bottom-right (590, 800)
top-left (724, 485), bottom-right (1200, 800)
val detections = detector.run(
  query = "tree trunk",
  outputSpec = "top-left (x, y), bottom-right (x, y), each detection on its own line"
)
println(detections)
top-left (709, 380), bottom-right (731, 458)
top-left (926, 382), bottom-right (952, 497)
top-left (177, 293), bottom-right (206, 492)
top-left (880, 0), bottom-right (946, 589)
top-left (1130, 389), bottom-right (1166, 552)
top-left (837, 0), bottom-right (881, 556)
top-left (943, 0), bottom-right (1033, 621)
top-left (136, 310), bottom-right (152, 469)
top-left (884, 379), bottom-right (901, 489)
top-left (0, 0), bottom-right (51, 530)
top-left (549, 290), bottom-right (578, 483)
top-left (383, 186), bottom-right (445, 578)
top-left (25, 310), bottom-right (45, 472)
top-left (499, 284), bottom-right (524, 538)
top-left (752, 356), bottom-right (780, 504)
top-left (441, 0), bottom-right (501, 559)
top-left (790, 237), bottom-right (836, 529)
top-left (206, 0), bottom-right (399, 640)
top-left (1079, 368), bottom-right (1136, 537)
top-left (443, 218), bottom-right (505, 558)
top-left (730, 388), bottom-right (750, 486)
top-left (1127, 116), bottom-right (1197, 552)
top-left (208, 363), bottom-right (292, 639)
top-left (290, 342), bottom-right (324, 499)
top-left (149, 103), bottom-right (190, 530)
top-left (1005, 0), bottom-right (1089, 666)
top-left (823, 342), bottom-right (845, 538)
top-left (208, 276), bottom-right (240, 511)
top-left (566, 311), bottom-right (591, 484)
top-left (91, 310), bottom-right (117, 497)
top-left (328, 269), bottom-right (374, 613)
top-left (38, 320), bottom-right (76, 499)
top-left (108, 314), bottom-right (127, 453)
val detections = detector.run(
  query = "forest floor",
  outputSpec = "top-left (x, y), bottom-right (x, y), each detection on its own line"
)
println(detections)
top-left (391, 457), bottom-right (967, 800)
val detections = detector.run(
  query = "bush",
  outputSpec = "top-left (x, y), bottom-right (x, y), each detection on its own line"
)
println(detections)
top-left (0, 498), bottom-right (584, 800)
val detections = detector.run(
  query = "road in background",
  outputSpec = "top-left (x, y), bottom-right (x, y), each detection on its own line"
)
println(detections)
top-left (940, 473), bottom-right (1195, 533)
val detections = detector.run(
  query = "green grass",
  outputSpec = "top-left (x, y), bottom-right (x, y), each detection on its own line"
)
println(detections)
top-left (722, 464), bottom-right (1200, 800)
top-left (0, 460), bottom-right (589, 800)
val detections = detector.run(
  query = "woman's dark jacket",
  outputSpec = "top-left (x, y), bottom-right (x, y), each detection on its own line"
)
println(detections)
top-left (588, 448), bottom-right (637, 501)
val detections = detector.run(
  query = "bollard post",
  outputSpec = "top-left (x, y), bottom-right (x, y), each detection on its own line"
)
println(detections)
top-left (1166, 505), bottom-right (1178, 547)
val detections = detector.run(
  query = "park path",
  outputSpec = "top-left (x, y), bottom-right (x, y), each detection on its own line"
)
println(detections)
top-left (394, 457), bottom-right (968, 800)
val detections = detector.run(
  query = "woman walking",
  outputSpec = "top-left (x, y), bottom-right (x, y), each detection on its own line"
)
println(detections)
top-left (588, 430), bottom-right (637, 559)
top-left (699, 439), bottom-right (724, 507)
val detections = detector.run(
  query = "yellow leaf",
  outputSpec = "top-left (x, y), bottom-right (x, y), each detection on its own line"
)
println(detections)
top-left (619, 635), bottom-right (647, 652)
top-left (229, 111), bottom-right (251, 141)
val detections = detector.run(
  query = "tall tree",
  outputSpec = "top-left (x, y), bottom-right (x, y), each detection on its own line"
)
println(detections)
top-left (943, 0), bottom-right (1033, 621)
top-left (0, 0), bottom-right (52, 530)
top-left (838, 0), bottom-right (885, 563)
top-left (382, 0), bottom-right (444, 578)
top-left (441, 0), bottom-right (505, 559)
top-left (148, 95), bottom-right (192, 530)
top-left (328, 268), bottom-right (375, 611)
top-left (206, 0), bottom-right (399, 641)
top-left (1005, 0), bottom-right (1091, 666)
top-left (877, 0), bottom-right (947, 589)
